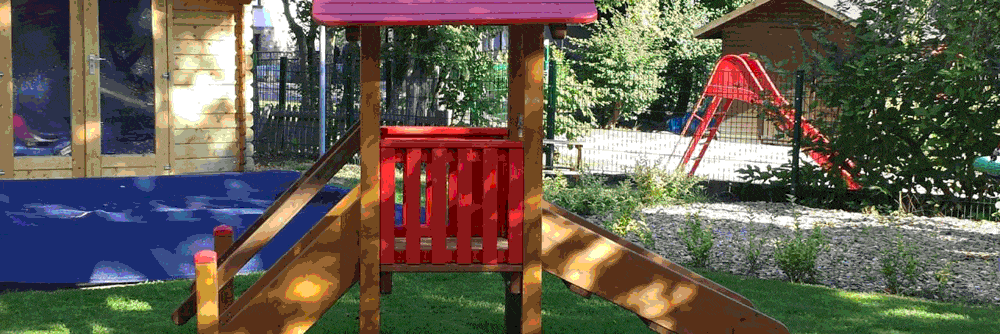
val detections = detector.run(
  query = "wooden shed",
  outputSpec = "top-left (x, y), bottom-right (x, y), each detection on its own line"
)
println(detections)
top-left (2, 0), bottom-right (255, 180)
top-left (693, 0), bottom-right (859, 144)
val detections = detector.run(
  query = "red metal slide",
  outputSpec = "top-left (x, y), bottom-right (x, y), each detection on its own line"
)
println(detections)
top-left (677, 54), bottom-right (860, 190)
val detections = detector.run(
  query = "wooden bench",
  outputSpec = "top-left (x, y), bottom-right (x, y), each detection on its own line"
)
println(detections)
top-left (543, 139), bottom-right (584, 172)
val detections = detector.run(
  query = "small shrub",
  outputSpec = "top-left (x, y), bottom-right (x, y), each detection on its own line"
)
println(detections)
top-left (677, 211), bottom-right (714, 268)
top-left (737, 207), bottom-right (772, 275)
top-left (773, 213), bottom-right (829, 284)
top-left (879, 230), bottom-right (924, 295)
top-left (933, 260), bottom-right (955, 298)
top-left (543, 173), bottom-right (619, 216)
top-left (629, 156), bottom-right (706, 206)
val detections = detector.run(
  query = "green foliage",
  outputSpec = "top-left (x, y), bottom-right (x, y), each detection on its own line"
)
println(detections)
top-left (737, 207), bottom-right (773, 275)
top-left (569, 0), bottom-right (669, 127)
top-left (549, 47), bottom-right (602, 140)
top-left (677, 211), bottom-right (715, 268)
top-left (628, 156), bottom-right (707, 205)
top-left (807, 0), bottom-right (1000, 201)
top-left (879, 230), bottom-right (925, 295)
top-left (773, 202), bottom-right (829, 283)
top-left (543, 173), bottom-right (625, 217)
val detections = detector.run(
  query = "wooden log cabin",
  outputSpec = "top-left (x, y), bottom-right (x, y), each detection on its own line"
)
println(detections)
top-left (1, 0), bottom-right (255, 179)
top-left (693, 0), bottom-right (858, 144)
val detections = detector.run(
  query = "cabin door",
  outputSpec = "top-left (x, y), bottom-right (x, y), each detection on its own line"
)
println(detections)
top-left (0, 0), bottom-right (170, 179)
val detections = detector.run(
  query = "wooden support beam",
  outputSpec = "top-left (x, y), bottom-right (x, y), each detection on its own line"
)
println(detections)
top-left (507, 25), bottom-right (524, 141)
top-left (194, 250), bottom-right (219, 334)
top-left (502, 272), bottom-right (522, 334)
top-left (561, 279), bottom-right (592, 299)
top-left (380, 272), bottom-right (393, 295)
top-left (358, 25), bottom-right (382, 334)
top-left (519, 23), bottom-right (546, 334)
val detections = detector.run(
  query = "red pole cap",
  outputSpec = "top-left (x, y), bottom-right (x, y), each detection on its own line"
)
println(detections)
top-left (194, 250), bottom-right (217, 264)
top-left (213, 225), bottom-right (234, 236)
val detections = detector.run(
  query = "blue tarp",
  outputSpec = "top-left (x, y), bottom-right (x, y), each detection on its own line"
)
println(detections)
top-left (0, 171), bottom-right (412, 285)
top-left (667, 115), bottom-right (716, 136)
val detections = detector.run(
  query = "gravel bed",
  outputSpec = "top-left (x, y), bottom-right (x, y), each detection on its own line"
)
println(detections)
top-left (598, 201), bottom-right (1000, 307)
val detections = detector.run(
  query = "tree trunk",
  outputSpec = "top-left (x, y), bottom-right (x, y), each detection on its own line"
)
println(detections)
top-left (605, 101), bottom-right (623, 128)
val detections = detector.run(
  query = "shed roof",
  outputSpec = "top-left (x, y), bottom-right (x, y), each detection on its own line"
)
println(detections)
top-left (312, 0), bottom-right (598, 26)
top-left (694, 0), bottom-right (862, 39)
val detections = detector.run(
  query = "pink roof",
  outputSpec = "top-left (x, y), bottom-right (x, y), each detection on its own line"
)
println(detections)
top-left (312, 0), bottom-right (598, 26)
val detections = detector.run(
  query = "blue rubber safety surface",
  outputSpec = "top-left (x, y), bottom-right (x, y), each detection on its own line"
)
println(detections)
top-left (0, 171), bottom-right (412, 287)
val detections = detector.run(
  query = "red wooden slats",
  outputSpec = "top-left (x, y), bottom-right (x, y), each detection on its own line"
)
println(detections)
top-left (507, 149), bottom-right (524, 264)
top-left (429, 148), bottom-right (450, 264)
top-left (482, 148), bottom-right (499, 265)
top-left (380, 148), bottom-right (398, 264)
top-left (471, 150), bottom-right (483, 238)
top-left (381, 138), bottom-right (524, 149)
top-left (457, 149), bottom-right (474, 264)
top-left (381, 126), bottom-right (508, 138)
top-left (405, 148), bottom-right (422, 264)
top-left (448, 151), bottom-right (459, 240)
top-left (498, 150), bottom-right (508, 238)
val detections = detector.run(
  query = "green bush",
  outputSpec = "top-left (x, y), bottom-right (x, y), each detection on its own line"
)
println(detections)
top-left (543, 173), bottom-right (623, 217)
top-left (628, 156), bottom-right (706, 206)
top-left (773, 211), bottom-right (829, 284)
top-left (933, 260), bottom-right (955, 298)
top-left (677, 212), bottom-right (714, 268)
top-left (879, 231), bottom-right (925, 295)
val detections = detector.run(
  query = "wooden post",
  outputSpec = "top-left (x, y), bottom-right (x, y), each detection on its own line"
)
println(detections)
top-left (358, 25), bottom-right (383, 334)
top-left (234, 6), bottom-right (247, 172)
top-left (194, 250), bottom-right (219, 334)
top-left (213, 225), bottom-right (234, 312)
top-left (507, 25), bottom-right (524, 141)
top-left (520, 23), bottom-right (546, 334)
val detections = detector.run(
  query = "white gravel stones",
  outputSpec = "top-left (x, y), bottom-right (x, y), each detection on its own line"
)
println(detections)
top-left (595, 201), bottom-right (1000, 306)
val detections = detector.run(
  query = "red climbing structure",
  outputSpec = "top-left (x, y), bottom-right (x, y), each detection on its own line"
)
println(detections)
top-left (678, 54), bottom-right (861, 190)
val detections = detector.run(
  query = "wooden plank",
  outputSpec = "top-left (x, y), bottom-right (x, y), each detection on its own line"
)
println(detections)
top-left (174, 128), bottom-right (252, 144)
top-left (312, 2), bottom-right (597, 27)
top-left (381, 126), bottom-right (508, 138)
top-left (448, 154), bottom-right (459, 238)
top-left (172, 156), bottom-right (256, 174)
top-left (234, 4), bottom-right (247, 172)
top-left (405, 148), bottom-right (422, 264)
top-left (0, 0), bottom-right (12, 178)
top-left (172, 69), bottom-right (232, 85)
top-left (379, 148), bottom-right (397, 264)
top-left (540, 204), bottom-right (790, 334)
top-left (219, 185), bottom-right (359, 328)
top-left (84, 0), bottom-right (100, 177)
top-left (10, 169), bottom-right (74, 180)
top-left (155, 0), bottom-right (172, 177)
top-left (172, 92), bottom-right (239, 115)
top-left (381, 264), bottom-right (522, 273)
top-left (482, 148), bottom-right (499, 265)
top-left (101, 155), bottom-right (158, 168)
top-left (173, 113), bottom-right (252, 128)
top-left (457, 148), bottom-right (473, 264)
top-left (520, 23), bottom-right (545, 334)
top-left (173, 11), bottom-right (234, 25)
top-left (429, 148), bottom-right (449, 264)
top-left (173, 39), bottom-right (230, 55)
top-left (174, 142), bottom-right (255, 159)
top-left (541, 201), bottom-right (758, 308)
top-left (102, 167), bottom-right (159, 177)
top-left (393, 237), bottom-right (510, 251)
top-left (173, 0), bottom-right (236, 12)
top-left (171, 122), bottom-right (359, 326)
top-left (380, 138), bottom-right (523, 148)
top-left (174, 54), bottom-right (237, 70)
top-left (508, 149), bottom-right (523, 264)
top-left (14, 157), bottom-right (73, 170)
top-left (358, 25), bottom-right (382, 334)
top-left (507, 25), bottom-right (524, 140)
top-left (164, 0), bottom-right (176, 176)
top-left (221, 194), bottom-right (361, 333)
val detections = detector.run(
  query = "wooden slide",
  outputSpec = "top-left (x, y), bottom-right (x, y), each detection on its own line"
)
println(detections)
top-left (541, 201), bottom-right (790, 334)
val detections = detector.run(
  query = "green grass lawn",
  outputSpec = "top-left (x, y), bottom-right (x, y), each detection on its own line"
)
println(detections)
top-left (2, 269), bottom-right (998, 334)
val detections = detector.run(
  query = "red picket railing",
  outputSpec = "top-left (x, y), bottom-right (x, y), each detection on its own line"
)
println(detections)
top-left (379, 127), bottom-right (523, 266)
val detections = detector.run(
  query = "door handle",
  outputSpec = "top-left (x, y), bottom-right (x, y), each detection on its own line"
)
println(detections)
top-left (88, 54), bottom-right (106, 75)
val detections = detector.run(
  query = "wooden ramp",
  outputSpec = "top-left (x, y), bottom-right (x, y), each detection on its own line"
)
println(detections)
top-left (172, 122), bottom-right (360, 326)
top-left (541, 201), bottom-right (790, 334)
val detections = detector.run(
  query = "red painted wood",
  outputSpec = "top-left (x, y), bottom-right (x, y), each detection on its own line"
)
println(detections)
top-left (405, 148), bottom-right (423, 264)
top-left (429, 148), bottom-right (450, 264)
top-left (497, 150), bottom-right (508, 239)
top-left (381, 138), bottom-right (524, 149)
top-left (457, 149), bottom-right (473, 264)
top-left (507, 149), bottom-right (523, 264)
top-left (381, 126), bottom-right (507, 138)
top-left (471, 150), bottom-right (483, 238)
top-left (482, 148), bottom-right (499, 265)
top-left (380, 148), bottom-right (399, 264)
top-left (312, 1), bottom-right (598, 26)
top-left (448, 151), bottom-right (459, 240)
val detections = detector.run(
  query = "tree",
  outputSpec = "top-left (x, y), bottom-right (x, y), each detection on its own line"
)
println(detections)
top-left (570, 0), bottom-right (669, 128)
top-left (806, 0), bottom-right (1000, 202)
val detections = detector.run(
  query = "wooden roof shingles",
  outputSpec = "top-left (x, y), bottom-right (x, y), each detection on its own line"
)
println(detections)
top-left (312, 0), bottom-right (598, 26)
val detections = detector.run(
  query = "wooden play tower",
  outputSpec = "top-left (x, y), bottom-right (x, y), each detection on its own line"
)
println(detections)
top-left (170, 1), bottom-right (791, 333)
